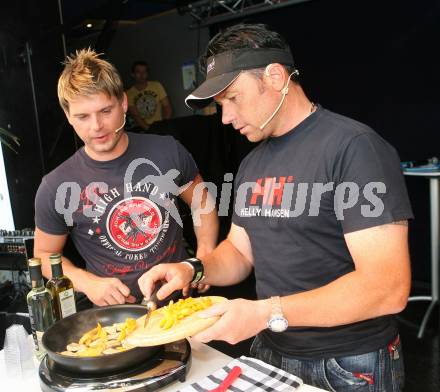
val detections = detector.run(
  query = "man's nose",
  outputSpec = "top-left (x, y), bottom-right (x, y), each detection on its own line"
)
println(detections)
top-left (221, 104), bottom-right (235, 125)
top-left (90, 115), bottom-right (103, 131)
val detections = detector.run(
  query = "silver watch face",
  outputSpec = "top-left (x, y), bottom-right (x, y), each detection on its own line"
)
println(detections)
top-left (267, 316), bottom-right (288, 332)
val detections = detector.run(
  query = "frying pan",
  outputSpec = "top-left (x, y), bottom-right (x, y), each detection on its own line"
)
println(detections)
top-left (42, 304), bottom-right (161, 375)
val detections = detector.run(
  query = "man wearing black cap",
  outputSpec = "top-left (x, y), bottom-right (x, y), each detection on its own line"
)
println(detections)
top-left (139, 24), bottom-right (412, 391)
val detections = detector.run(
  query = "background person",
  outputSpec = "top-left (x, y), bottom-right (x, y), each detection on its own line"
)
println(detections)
top-left (126, 60), bottom-right (172, 132)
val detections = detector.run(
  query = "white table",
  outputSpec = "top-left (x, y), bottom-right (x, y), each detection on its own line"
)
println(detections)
top-left (0, 338), bottom-right (326, 391)
top-left (404, 170), bottom-right (440, 338)
top-left (162, 339), bottom-right (326, 391)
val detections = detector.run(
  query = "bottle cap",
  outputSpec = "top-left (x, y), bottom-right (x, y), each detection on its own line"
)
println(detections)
top-left (28, 258), bottom-right (41, 267)
top-left (49, 254), bottom-right (62, 264)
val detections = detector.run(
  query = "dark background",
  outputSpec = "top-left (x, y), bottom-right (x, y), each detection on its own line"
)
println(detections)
top-left (1, 0), bottom-right (439, 288)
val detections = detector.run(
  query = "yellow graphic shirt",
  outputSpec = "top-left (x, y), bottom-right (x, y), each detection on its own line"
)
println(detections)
top-left (126, 81), bottom-right (167, 125)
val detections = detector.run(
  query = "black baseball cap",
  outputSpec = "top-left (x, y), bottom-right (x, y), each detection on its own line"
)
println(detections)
top-left (185, 48), bottom-right (295, 109)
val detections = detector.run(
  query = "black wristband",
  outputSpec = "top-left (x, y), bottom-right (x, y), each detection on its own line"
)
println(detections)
top-left (181, 257), bottom-right (205, 284)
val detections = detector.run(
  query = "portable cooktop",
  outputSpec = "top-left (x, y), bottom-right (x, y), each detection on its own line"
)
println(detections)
top-left (39, 339), bottom-right (191, 391)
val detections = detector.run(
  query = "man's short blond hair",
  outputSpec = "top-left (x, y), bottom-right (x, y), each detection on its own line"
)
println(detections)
top-left (57, 48), bottom-right (124, 112)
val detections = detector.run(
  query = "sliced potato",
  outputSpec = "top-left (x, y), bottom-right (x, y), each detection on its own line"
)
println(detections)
top-left (103, 326), bottom-right (117, 334)
top-left (60, 350), bottom-right (78, 356)
top-left (105, 340), bottom-right (121, 348)
top-left (89, 338), bottom-right (106, 348)
top-left (77, 345), bottom-right (104, 357)
top-left (121, 340), bottom-right (135, 349)
top-left (66, 342), bottom-right (85, 352)
top-left (103, 348), bottom-right (120, 355)
top-left (107, 333), bottom-right (120, 340)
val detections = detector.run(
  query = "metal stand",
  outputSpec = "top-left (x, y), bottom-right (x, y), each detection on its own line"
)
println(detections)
top-left (405, 171), bottom-right (440, 338)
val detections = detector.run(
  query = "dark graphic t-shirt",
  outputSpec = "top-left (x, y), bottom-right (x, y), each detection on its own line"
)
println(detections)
top-left (232, 106), bottom-right (413, 359)
top-left (35, 133), bottom-right (198, 300)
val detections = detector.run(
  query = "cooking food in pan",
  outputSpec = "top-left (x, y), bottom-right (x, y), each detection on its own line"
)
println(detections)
top-left (59, 317), bottom-right (137, 357)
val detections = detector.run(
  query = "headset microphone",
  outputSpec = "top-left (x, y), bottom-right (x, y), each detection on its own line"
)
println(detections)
top-left (259, 68), bottom-right (299, 131)
top-left (114, 113), bottom-right (126, 134)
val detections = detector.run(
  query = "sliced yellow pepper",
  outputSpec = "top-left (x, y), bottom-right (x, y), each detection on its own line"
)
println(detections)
top-left (159, 297), bottom-right (213, 330)
top-left (79, 326), bottom-right (99, 345)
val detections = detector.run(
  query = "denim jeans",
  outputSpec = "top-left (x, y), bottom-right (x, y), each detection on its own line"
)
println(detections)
top-left (250, 334), bottom-right (404, 392)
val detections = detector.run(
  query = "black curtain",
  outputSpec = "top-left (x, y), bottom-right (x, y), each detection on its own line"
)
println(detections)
top-left (0, 0), bottom-right (75, 229)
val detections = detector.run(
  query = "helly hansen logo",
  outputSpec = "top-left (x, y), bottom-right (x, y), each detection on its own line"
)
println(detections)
top-left (207, 58), bottom-right (215, 73)
top-left (235, 177), bottom-right (387, 219)
top-left (250, 176), bottom-right (294, 206)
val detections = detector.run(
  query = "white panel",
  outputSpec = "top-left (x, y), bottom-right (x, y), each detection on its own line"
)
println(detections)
top-left (0, 144), bottom-right (15, 230)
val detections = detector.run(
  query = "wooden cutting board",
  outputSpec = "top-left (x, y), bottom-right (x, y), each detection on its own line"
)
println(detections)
top-left (125, 296), bottom-right (227, 347)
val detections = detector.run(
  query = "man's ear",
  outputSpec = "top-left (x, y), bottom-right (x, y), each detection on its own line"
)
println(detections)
top-left (264, 63), bottom-right (287, 92)
top-left (122, 92), bottom-right (128, 112)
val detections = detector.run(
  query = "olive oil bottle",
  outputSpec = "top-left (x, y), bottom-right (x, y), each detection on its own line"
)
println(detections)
top-left (26, 258), bottom-right (55, 360)
top-left (46, 253), bottom-right (77, 320)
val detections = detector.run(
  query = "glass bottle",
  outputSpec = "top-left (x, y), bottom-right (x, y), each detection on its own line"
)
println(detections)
top-left (26, 258), bottom-right (55, 360)
top-left (46, 253), bottom-right (76, 320)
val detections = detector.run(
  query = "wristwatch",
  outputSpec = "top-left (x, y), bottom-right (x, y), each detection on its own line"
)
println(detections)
top-left (181, 257), bottom-right (205, 284)
top-left (267, 296), bottom-right (288, 332)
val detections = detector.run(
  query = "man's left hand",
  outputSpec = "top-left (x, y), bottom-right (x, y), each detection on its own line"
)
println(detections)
top-left (182, 276), bottom-right (210, 296)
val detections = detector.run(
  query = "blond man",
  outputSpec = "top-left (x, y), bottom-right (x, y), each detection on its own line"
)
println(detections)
top-left (34, 49), bottom-right (218, 306)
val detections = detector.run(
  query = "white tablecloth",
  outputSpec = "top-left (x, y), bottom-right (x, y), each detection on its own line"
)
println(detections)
top-left (0, 337), bottom-right (326, 391)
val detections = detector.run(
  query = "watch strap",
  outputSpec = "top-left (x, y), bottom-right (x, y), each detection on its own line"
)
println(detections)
top-left (270, 296), bottom-right (283, 316)
top-left (181, 257), bottom-right (205, 284)
top-left (267, 296), bottom-right (288, 332)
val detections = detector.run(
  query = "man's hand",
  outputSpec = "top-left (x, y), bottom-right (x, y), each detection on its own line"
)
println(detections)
top-left (138, 263), bottom-right (194, 300)
top-left (189, 281), bottom-right (210, 295)
top-left (192, 298), bottom-right (271, 344)
top-left (84, 276), bottom-right (136, 306)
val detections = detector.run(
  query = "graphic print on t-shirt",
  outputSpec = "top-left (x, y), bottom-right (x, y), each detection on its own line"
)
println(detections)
top-left (107, 197), bottom-right (162, 251)
top-left (250, 176), bottom-right (294, 205)
top-left (239, 175), bottom-right (295, 218)
top-left (135, 90), bottom-right (158, 119)
top-left (83, 180), bottom-right (174, 260)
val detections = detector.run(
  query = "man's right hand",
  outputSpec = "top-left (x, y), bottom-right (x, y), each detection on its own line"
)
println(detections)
top-left (138, 262), bottom-right (194, 301)
top-left (84, 276), bottom-right (136, 306)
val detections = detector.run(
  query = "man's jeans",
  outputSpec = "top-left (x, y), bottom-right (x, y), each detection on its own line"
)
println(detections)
top-left (250, 334), bottom-right (404, 391)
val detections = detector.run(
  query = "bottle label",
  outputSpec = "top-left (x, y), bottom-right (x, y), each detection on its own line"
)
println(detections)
top-left (36, 330), bottom-right (44, 352)
top-left (59, 288), bottom-right (77, 318)
top-left (28, 306), bottom-right (48, 359)
top-left (28, 306), bottom-right (39, 350)
top-left (33, 330), bottom-right (47, 361)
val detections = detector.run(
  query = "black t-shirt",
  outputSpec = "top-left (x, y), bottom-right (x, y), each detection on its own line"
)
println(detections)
top-left (232, 105), bottom-right (413, 359)
top-left (35, 133), bottom-right (198, 301)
